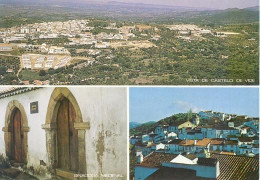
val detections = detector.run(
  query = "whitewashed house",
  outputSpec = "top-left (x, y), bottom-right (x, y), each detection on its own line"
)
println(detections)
top-left (209, 139), bottom-right (224, 152)
top-left (223, 140), bottom-right (239, 154)
top-left (167, 139), bottom-right (182, 154)
top-left (194, 138), bottom-right (211, 153)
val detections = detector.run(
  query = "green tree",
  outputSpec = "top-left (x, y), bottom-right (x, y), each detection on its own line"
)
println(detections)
top-left (186, 109), bottom-right (192, 121)
top-left (130, 144), bottom-right (137, 179)
top-left (39, 70), bottom-right (46, 76)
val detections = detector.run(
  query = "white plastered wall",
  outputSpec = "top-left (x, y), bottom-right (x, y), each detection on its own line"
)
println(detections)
top-left (0, 87), bottom-right (127, 178)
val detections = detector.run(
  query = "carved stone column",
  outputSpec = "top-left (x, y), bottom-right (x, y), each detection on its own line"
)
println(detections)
top-left (74, 122), bottom-right (90, 174)
top-left (42, 123), bottom-right (57, 173)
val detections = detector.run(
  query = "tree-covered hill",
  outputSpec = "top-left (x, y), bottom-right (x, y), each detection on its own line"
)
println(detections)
top-left (175, 8), bottom-right (259, 25)
top-left (130, 113), bottom-right (188, 136)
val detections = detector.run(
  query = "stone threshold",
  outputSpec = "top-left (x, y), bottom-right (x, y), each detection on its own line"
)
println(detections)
top-left (56, 169), bottom-right (77, 180)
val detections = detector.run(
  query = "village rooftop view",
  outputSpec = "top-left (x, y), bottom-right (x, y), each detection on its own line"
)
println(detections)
top-left (129, 87), bottom-right (259, 180)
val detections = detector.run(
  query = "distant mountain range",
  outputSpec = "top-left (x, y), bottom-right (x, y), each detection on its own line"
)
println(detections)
top-left (244, 6), bottom-right (260, 11)
top-left (0, 0), bottom-right (215, 11)
top-left (130, 122), bottom-right (141, 129)
top-left (0, 0), bottom-right (258, 24)
top-left (1, 0), bottom-right (258, 12)
top-left (130, 121), bottom-right (156, 129)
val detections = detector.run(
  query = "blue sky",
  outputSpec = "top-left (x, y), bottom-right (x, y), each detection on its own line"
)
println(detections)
top-left (130, 87), bottom-right (259, 123)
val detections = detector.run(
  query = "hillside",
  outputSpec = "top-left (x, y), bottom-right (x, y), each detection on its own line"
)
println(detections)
top-left (130, 113), bottom-right (187, 136)
top-left (130, 122), bottom-right (141, 129)
top-left (130, 111), bottom-right (256, 136)
top-left (206, 9), bottom-right (259, 24)
top-left (0, 3), bottom-right (258, 27)
top-left (244, 6), bottom-right (260, 11)
top-left (175, 8), bottom-right (259, 25)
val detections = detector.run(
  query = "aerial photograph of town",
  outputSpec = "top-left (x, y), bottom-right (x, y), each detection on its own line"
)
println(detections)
top-left (130, 87), bottom-right (259, 180)
top-left (0, 0), bottom-right (259, 85)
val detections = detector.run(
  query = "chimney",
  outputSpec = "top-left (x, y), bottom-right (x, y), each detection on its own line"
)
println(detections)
top-left (137, 154), bottom-right (143, 164)
top-left (197, 158), bottom-right (220, 178)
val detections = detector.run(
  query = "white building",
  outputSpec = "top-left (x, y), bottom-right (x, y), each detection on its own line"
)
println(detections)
top-left (95, 42), bottom-right (110, 48)
top-left (54, 56), bottom-right (71, 69)
top-left (45, 56), bottom-right (55, 68)
top-left (22, 54), bottom-right (32, 69)
top-left (0, 87), bottom-right (127, 179)
top-left (0, 44), bottom-right (13, 51)
top-left (34, 55), bottom-right (45, 68)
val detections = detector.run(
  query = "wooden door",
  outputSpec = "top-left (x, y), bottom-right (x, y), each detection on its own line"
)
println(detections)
top-left (12, 108), bottom-right (23, 163)
top-left (57, 98), bottom-right (79, 171)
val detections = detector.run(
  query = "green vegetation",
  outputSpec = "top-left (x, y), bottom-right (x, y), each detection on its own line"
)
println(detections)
top-left (0, 55), bottom-right (20, 84)
top-left (0, 5), bottom-right (258, 85)
top-left (39, 70), bottom-right (47, 76)
top-left (130, 144), bottom-right (137, 179)
top-left (30, 37), bottom-right (70, 46)
top-left (186, 109), bottom-right (193, 121)
top-left (91, 27), bottom-right (118, 35)
top-left (19, 69), bottom-right (42, 81)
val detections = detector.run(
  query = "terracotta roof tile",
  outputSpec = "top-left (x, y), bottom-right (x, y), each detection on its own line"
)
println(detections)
top-left (138, 152), bottom-right (196, 168)
top-left (138, 152), bottom-right (259, 180)
top-left (197, 157), bottom-right (218, 167)
top-left (195, 138), bottom-right (211, 146)
top-left (179, 140), bottom-right (195, 146)
top-left (224, 140), bottom-right (238, 145)
top-left (168, 139), bottom-right (182, 145)
top-left (210, 138), bottom-right (224, 145)
top-left (0, 87), bottom-right (41, 99)
top-left (220, 152), bottom-right (235, 155)
top-left (211, 154), bottom-right (259, 180)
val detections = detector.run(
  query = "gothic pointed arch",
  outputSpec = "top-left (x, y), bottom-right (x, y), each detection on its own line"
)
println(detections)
top-left (42, 87), bottom-right (89, 177)
top-left (2, 100), bottom-right (29, 163)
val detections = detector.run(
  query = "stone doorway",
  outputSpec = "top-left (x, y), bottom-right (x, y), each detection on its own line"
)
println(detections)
top-left (42, 88), bottom-right (89, 178)
top-left (2, 100), bottom-right (29, 165)
top-left (11, 108), bottom-right (24, 163)
top-left (57, 97), bottom-right (79, 172)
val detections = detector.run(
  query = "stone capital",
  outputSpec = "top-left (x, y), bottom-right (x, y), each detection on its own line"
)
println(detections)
top-left (74, 122), bottom-right (90, 130)
top-left (41, 123), bottom-right (57, 130)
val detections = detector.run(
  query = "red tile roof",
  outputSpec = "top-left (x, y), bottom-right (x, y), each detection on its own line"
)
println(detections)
top-left (179, 140), bottom-right (194, 146)
top-left (0, 87), bottom-right (40, 99)
top-left (168, 139), bottom-right (182, 145)
top-left (146, 167), bottom-right (199, 180)
top-left (224, 140), bottom-right (238, 145)
top-left (137, 152), bottom-right (259, 180)
top-left (211, 154), bottom-right (259, 180)
top-left (210, 138), bottom-right (224, 145)
top-left (220, 152), bottom-right (235, 155)
top-left (195, 138), bottom-right (211, 146)
top-left (138, 152), bottom-right (196, 168)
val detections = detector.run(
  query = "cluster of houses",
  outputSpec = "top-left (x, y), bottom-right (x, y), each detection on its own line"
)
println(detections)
top-left (0, 20), bottom-right (89, 43)
top-left (166, 24), bottom-right (212, 41)
top-left (130, 111), bottom-right (259, 158)
top-left (0, 19), bottom-right (155, 50)
top-left (21, 54), bottom-right (72, 70)
top-left (167, 24), bottom-right (211, 34)
top-left (0, 19), bottom-right (161, 76)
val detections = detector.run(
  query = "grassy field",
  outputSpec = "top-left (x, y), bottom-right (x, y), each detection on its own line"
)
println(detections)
top-left (19, 69), bottom-right (42, 81)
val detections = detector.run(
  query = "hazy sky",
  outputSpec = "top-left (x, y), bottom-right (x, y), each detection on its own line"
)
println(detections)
top-left (4, 0), bottom-right (259, 9)
top-left (130, 87), bottom-right (259, 123)
top-left (111, 0), bottom-right (259, 9)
